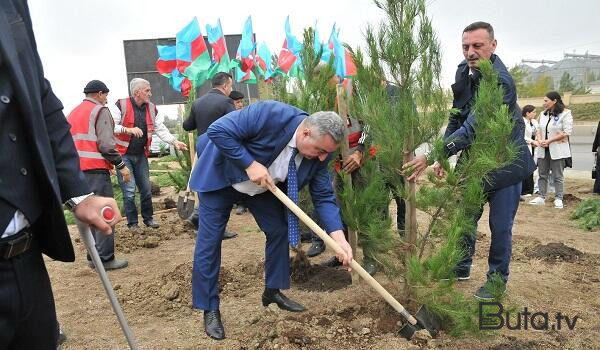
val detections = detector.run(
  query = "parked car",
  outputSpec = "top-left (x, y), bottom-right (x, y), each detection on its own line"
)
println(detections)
top-left (149, 134), bottom-right (175, 157)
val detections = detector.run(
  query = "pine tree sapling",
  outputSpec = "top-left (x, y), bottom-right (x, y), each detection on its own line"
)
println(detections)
top-left (169, 87), bottom-right (197, 191)
top-left (350, 0), bottom-right (518, 335)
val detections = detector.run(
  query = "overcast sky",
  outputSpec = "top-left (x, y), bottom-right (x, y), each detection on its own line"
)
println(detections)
top-left (28, 0), bottom-right (600, 116)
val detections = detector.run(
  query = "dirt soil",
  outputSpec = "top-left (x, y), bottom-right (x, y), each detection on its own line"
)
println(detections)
top-left (48, 179), bottom-right (600, 349)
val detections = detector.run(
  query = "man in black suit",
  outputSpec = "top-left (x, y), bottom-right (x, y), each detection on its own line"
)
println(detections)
top-left (183, 72), bottom-right (235, 135)
top-left (183, 72), bottom-right (237, 239)
top-left (0, 1), bottom-right (120, 348)
top-left (404, 21), bottom-right (536, 301)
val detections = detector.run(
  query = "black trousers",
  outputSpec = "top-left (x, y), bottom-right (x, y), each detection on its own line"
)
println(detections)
top-left (521, 173), bottom-right (534, 195)
top-left (0, 236), bottom-right (58, 349)
top-left (83, 171), bottom-right (116, 262)
top-left (594, 152), bottom-right (600, 194)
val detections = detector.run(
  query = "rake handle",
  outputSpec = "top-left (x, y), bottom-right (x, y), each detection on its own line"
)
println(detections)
top-left (269, 186), bottom-right (418, 326)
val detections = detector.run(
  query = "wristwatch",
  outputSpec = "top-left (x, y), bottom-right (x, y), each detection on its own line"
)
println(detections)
top-left (64, 193), bottom-right (94, 211)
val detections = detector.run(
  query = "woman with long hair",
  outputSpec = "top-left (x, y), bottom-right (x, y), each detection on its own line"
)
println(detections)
top-left (521, 105), bottom-right (538, 198)
top-left (593, 120), bottom-right (600, 194)
top-left (529, 91), bottom-right (573, 208)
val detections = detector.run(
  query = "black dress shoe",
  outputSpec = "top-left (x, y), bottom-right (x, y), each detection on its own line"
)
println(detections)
top-left (300, 230), bottom-right (313, 243)
top-left (306, 241), bottom-right (325, 257)
top-left (143, 219), bottom-right (160, 229)
top-left (223, 231), bottom-right (238, 240)
top-left (203, 310), bottom-right (225, 340)
top-left (362, 260), bottom-right (378, 276)
top-left (319, 256), bottom-right (342, 268)
top-left (261, 288), bottom-right (306, 312)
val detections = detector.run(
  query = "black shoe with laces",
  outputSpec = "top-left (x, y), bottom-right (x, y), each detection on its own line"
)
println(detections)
top-left (203, 310), bottom-right (225, 340)
top-left (306, 241), bottom-right (325, 257)
top-left (143, 219), bottom-right (160, 229)
top-left (439, 268), bottom-right (470, 282)
top-left (319, 256), bottom-right (342, 268)
top-left (261, 288), bottom-right (306, 312)
top-left (474, 279), bottom-right (506, 301)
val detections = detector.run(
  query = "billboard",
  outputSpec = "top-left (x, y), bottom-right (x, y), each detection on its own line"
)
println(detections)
top-left (123, 35), bottom-right (259, 105)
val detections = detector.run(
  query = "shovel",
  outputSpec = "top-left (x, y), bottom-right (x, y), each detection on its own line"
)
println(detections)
top-left (269, 186), bottom-right (440, 339)
top-left (177, 133), bottom-right (197, 219)
top-left (75, 207), bottom-right (138, 349)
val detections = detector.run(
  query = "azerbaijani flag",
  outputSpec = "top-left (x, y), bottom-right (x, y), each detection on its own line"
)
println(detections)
top-left (234, 16), bottom-right (257, 83)
top-left (329, 24), bottom-right (356, 79)
top-left (176, 17), bottom-right (211, 87)
top-left (206, 19), bottom-right (234, 78)
top-left (277, 16), bottom-right (303, 75)
top-left (255, 42), bottom-right (273, 81)
top-left (156, 45), bottom-right (177, 76)
top-left (313, 24), bottom-right (332, 63)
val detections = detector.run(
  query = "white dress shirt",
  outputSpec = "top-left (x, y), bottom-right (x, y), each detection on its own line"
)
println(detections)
top-left (1, 211), bottom-right (29, 238)
top-left (232, 128), bottom-right (303, 196)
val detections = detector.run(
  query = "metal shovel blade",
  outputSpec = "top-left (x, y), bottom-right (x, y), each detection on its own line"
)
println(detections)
top-left (398, 305), bottom-right (441, 340)
top-left (177, 191), bottom-right (195, 219)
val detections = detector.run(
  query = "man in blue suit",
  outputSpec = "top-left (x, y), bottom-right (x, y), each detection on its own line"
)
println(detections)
top-left (189, 100), bottom-right (353, 340)
top-left (404, 22), bottom-right (536, 301)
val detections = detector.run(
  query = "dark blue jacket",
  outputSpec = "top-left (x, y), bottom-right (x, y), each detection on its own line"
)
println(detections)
top-left (183, 88), bottom-right (235, 135)
top-left (189, 100), bottom-right (343, 233)
top-left (444, 54), bottom-right (536, 192)
top-left (0, 0), bottom-right (90, 261)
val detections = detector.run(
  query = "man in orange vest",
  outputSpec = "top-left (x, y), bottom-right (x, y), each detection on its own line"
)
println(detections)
top-left (67, 80), bottom-right (131, 270)
top-left (113, 78), bottom-right (187, 229)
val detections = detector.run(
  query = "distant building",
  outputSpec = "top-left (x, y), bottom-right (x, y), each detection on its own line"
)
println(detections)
top-left (520, 52), bottom-right (600, 90)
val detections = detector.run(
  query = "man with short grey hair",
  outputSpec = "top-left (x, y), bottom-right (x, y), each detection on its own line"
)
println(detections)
top-left (113, 78), bottom-right (187, 229)
top-left (188, 100), bottom-right (353, 340)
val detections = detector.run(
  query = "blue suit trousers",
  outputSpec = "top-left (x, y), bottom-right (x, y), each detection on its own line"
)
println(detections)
top-left (457, 182), bottom-right (522, 282)
top-left (192, 186), bottom-right (291, 311)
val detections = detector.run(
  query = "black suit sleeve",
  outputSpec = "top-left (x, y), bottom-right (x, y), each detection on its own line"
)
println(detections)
top-left (182, 104), bottom-right (197, 131)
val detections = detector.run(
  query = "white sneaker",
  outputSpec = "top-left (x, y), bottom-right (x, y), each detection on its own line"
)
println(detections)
top-left (554, 199), bottom-right (564, 209)
top-left (529, 197), bottom-right (546, 205)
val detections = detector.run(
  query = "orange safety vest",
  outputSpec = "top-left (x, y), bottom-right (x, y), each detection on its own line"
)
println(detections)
top-left (67, 100), bottom-right (113, 171)
top-left (115, 98), bottom-right (156, 156)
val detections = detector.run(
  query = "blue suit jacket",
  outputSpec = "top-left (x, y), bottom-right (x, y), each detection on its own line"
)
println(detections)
top-left (444, 54), bottom-right (536, 192)
top-left (190, 100), bottom-right (343, 233)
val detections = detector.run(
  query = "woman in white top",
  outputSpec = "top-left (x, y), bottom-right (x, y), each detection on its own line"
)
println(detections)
top-left (529, 91), bottom-right (573, 209)
top-left (521, 105), bottom-right (538, 196)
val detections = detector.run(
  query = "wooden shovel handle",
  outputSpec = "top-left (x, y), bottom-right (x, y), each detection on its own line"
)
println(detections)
top-left (184, 133), bottom-right (197, 193)
top-left (269, 186), bottom-right (418, 326)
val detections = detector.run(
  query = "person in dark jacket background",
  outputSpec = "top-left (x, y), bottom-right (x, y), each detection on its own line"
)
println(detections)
top-left (403, 21), bottom-right (536, 301)
top-left (183, 72), bottom-right (237, 239)
top-left (593, 121), bottom-right (600, 194)
top-left (183, 72), bottom-right (234, 135)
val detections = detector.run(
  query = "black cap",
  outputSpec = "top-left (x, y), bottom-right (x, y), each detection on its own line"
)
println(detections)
top-left (229, 90), bottom-right (244, 100)
top-left (83, 80), bottom-right (109, 94)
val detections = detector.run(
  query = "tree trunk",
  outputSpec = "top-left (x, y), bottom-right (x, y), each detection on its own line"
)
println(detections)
top-left (403, 135), bottom-right (418, 254)
top-left (336, 84), bottom-right (360, 283)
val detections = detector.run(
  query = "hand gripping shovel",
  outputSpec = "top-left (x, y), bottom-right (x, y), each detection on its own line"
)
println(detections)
top-left (269, 186), bottom-right (440, 339)
top-left (75, 207), bottom-right (138, 349)
top-left (177, 133), bottom-right (198, 219)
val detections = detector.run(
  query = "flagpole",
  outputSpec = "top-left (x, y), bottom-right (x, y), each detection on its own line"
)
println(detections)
top-left (245, 82), bottom-right (251, 103)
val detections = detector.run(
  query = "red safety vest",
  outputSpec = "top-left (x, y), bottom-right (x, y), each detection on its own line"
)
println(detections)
top-left (115, 98), bottom-right (156, 156)
top-left (67, 100), bottom-right (113, 171)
